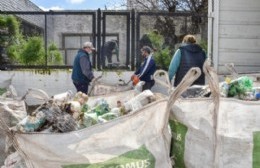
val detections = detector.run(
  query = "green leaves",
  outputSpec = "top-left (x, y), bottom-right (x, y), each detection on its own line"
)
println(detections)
top-left (154, 47), bottom-right (172, 70)
top-left (0, 15), bottom-right (21, 47)
top-left (148, 31), bottom-right (172, 70)
top-left (1, 14), bottom-right (63, 66)
top-left (20, 36), bottom-right (45, 65)
top-left (47, 42), bottom-right (63, 65)
top-left (5, 15), bottom-right (20, 36)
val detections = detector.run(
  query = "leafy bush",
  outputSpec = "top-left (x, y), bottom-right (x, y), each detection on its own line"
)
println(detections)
top-left (148, 31), bottom-right (172, 70)
top-left (6, 44), bottom-right (21, 63)
top-left (5, 15), bottom-right (20, 36)
top-left (1, 15), bottom-right (63, 66)
top-left (19, 37), bottom-right (64, 65)
top-left (154, 47), bottom-right (172, 71)
top-left (20, 36), bottom-right (45, 65)
top-left (0, 15), bottom-right (20, 46)
top-left (1, 15), bottom-right (23, 63)
top-left (47, 42), bottom-right (63, 65)
top-left (6, 33), bottom-right (25, 63)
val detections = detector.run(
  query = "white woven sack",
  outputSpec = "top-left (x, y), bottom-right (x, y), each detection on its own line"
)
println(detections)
top-left (170, 96), bottom-right (217, 168)
top-left (3, 68), bottom-right (201, 168)
top-left (87, 90), bottom-right (138, 107)
top-left (89, 82), bottom-right (133, 96)
top-left (216, 98), bottom-right (260, 168)
top-left (13, 99), bottom-right (171, 168)
top-left (163, 60), bottom-right (260, 168)
top-left (88, 75), bottom-right (132, 96)
top-left (0, 98), bottom-right (27, 166)
top-left (153, 60), bottom-right (220, 168)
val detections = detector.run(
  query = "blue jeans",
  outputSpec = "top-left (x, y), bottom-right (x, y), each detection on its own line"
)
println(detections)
top-left (73, 82), bottom-right (89, 94)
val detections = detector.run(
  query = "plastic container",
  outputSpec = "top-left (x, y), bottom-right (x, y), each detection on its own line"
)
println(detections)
top-left (52, 90), bottom-right (73, 104)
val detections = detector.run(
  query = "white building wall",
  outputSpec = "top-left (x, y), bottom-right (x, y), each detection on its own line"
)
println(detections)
top-left (213, 0), bottom-right (260, 74)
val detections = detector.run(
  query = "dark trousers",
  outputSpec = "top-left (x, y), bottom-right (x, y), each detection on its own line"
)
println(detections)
top-left (101, 47), bottom-right (113, 68)
top-left (73, 82), bottom-right (89, 94)
top-left (142, 80), bottom-right (155, 91)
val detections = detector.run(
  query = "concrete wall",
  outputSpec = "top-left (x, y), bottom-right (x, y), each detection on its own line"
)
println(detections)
top-left (46, 14), bottom-right (130, 66)
top-left (46, 14), bottom-right (94, 65)
top-left (213, 0), bottom-right (260, 74)
top-left (0, 70), bottom-right (168, 105)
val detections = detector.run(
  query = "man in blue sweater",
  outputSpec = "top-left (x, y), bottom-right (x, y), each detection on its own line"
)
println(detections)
top-left (71, 41), bottom-right (95, 94)
top-left (132, 46), bottom-right (157, 91)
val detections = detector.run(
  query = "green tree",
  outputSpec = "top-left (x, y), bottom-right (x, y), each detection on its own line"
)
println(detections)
top-left (0, 15), bottom-right (23, 64)
top-left (20, 36), bottom-right (45, 65)
top-left (19, 37), bottom-right (63, 65)
top-left (0, 15), bottom-right (20, 45)
top-left (148, 31), bottom-right (172, 70)
top-left (47, 42), bottom-right (63, 65)
top-left (1, 15), bottom-right (63, 66)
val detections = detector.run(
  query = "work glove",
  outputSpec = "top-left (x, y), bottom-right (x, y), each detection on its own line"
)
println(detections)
top-left (131, 75), bottom-right (140, 86)
top-left (131, 74), bottom-right (135, 80)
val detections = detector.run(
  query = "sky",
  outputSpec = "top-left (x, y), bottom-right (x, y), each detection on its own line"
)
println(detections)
top-left (30, 0), bottom-right (125, 11)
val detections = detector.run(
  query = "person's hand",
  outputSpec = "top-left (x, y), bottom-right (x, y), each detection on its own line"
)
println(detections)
top-left (132, 75), bottom-right (140, 86)
top-left (131, 74), bottom-right (135, 80)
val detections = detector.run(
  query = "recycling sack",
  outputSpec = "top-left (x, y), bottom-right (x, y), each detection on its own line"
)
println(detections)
top-left (88, 76), bottom-right (132, 96)
top-left (0, 74), bottom-right (17, 98)
top-left (170, 92), bottom-right (260, 168)
top-left (168, 61), bottom-right (260, 168)
top-left (216, 99), bottom-right (260, 168)
top-left (12, 99), bottom-right (172, 168)
top-left (5, 89), bottom-right (179, 168)
top-left (0, 68), bottom-right (201, 168)
top-left (0, 98), bottom-right (27, 166)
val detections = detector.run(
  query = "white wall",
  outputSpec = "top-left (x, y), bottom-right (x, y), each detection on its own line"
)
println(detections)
top-left (0, 70), bottom-right (169, 105)
top-left (213, 0), bottom-right (260, 74)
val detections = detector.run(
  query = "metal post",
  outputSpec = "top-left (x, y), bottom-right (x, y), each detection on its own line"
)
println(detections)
top-left (126, 12), bottom-right (131, 70)
top-left (92, 12), bottom-right (96, 68)
top-left (102, 11), bottom-right (106, 69)
top-left (97, 9), bottom-right (102, 70)
top-left (131, 9), bottom-right (135, 71)
top-left (44, 13), bottom-right (48, 67)
top-left (136, 13), bottom-right (141, 69)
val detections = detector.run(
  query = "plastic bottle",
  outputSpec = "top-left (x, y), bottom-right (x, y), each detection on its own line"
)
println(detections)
top-left (52, 90), bottom-right (73, 104)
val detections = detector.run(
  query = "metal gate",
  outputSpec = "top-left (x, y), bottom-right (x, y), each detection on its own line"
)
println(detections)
top-left (0, 10), bottom-right (207, 71)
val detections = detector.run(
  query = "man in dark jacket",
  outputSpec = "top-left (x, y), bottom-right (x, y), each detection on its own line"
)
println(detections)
top-left (71, 41), bottom-right (95, 94)
top-left (131, 46), bottom-right (157, 91)
top-left (101, 40), bottom-right (119, 68)
top-left (168, 34), bottom-right (206, 87)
